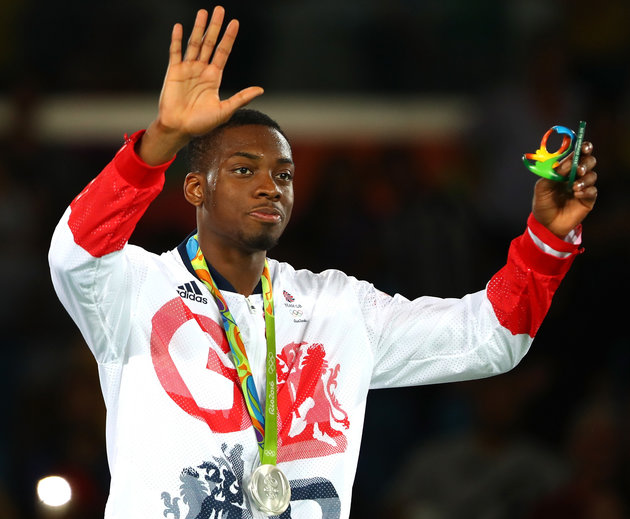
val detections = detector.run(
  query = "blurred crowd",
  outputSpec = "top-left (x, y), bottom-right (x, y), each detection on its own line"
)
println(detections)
top-left (1, 0), bottom-right (630, 517)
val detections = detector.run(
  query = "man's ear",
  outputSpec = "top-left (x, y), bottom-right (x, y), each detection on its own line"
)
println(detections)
top-left (183, 172), bottom-right (205, 207)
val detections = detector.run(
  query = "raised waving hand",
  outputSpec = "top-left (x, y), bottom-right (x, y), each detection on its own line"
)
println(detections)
top-left (139, 7), bottom-right (264, 165)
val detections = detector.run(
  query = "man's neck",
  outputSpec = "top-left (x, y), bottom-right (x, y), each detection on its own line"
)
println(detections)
top-left (199, 238), bottom-right (266, 297)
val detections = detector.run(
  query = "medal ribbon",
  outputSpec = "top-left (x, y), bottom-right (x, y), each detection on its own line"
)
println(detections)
top-left (186, 234), bottom-right (278, 465)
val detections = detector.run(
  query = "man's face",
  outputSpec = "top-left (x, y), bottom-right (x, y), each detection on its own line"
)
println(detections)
top-left (196, 124), bottom-right (294, 254)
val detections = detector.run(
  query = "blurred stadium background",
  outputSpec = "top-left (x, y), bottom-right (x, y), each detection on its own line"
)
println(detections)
top-left (1, 0), bottom-right (630, 517)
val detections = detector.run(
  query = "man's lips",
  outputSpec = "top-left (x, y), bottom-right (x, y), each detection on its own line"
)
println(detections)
top-left (248, 207), bottom-right (284, 223)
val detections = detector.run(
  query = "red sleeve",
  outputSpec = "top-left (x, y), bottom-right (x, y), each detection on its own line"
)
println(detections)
top-left (487, 214), bottom-right (582, 337)
top-left (68, 131), bottom-right (175, 257)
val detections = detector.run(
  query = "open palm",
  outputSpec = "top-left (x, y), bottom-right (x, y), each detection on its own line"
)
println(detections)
top-left (158, 7), bottom-right (263, 137)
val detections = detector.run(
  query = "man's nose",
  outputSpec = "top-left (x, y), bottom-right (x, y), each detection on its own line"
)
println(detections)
top-left (255, 171), bottom-right (281, 198)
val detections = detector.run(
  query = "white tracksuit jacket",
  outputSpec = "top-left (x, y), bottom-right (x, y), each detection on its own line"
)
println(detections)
top-left (49, 130), bottom-right (582, 519)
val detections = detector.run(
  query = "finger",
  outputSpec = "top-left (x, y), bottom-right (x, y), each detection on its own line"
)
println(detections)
top-left (222, 86), bottom-right (265, 113)
top-left (184, 9), bottom-right (209, 61)
top-left (574, 170), bottom-right (598, 191)
top-left (556, 141), bottom-right (595, 177)
top-left (577, 154), bottom-right (597, 178)
top-left (169, 23), bottom-right (184, 65)
top-left (199, 6), bottom-right (225, 63)
top-left (211, 18), bottom-right (239, 71)
top-left (574, 184), bottom-right (598, 203)
top-left (555, 151), bottom-right (575, 176)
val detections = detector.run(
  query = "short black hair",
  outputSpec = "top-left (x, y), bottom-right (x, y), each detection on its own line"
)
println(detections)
top-left (186, 108), bottom-right (287, 173)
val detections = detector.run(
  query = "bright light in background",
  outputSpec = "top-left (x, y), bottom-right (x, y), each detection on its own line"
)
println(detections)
top-left (37, 476), bottom-right (72, 507)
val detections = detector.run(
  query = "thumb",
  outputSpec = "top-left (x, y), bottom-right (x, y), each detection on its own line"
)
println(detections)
top-left (221, 86), bottom-right (265, 115)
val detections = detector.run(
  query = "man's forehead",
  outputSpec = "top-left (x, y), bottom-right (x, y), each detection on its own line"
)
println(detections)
top-left (217, 125), bottom-right (292, 159)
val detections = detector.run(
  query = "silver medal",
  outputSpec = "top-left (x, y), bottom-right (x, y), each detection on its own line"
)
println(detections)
top-left (247, 464), bottom-right (291, 516)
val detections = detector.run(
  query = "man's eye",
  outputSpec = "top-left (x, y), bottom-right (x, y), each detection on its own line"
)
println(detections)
top-left (234, 167), bottom-right (252, 175)
top-left (277, 171), bottom-right (294, 181)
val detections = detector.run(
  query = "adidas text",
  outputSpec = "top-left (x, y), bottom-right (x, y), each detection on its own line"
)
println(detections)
top-left (177, 282), bottom-right (208, 304)
top-left (178, 290), bottom-right (208, 304)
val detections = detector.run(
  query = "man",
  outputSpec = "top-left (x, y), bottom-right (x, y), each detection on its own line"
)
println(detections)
top-left (49, 6), bottom-right (598, 519)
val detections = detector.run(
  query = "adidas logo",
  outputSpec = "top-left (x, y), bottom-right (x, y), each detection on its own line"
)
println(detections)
top-left (177, 281), bottom-right (208, 304)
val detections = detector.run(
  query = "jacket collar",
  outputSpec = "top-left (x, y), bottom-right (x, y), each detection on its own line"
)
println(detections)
top-left (177, 230), bottom-right (263, 295)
